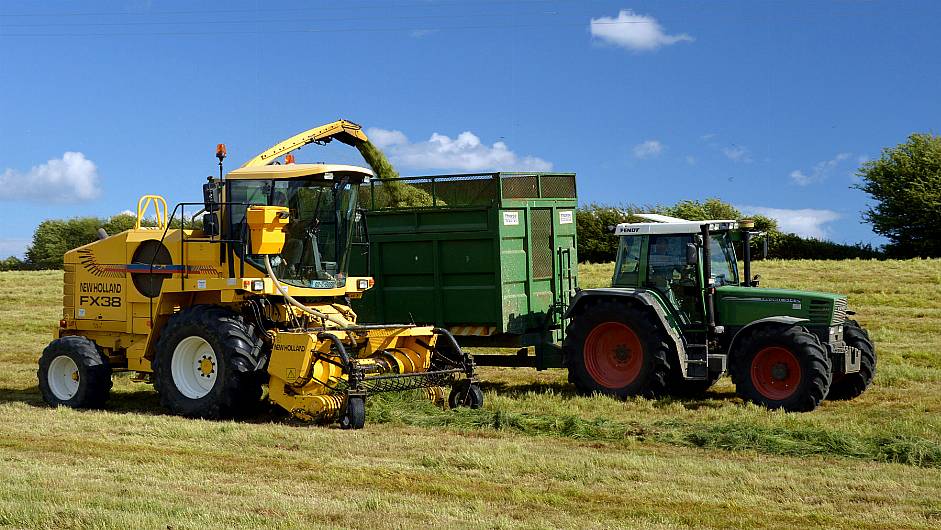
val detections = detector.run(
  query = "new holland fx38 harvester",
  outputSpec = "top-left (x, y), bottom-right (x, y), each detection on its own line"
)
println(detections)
top-left (37, 120), bottom-right (482, 429)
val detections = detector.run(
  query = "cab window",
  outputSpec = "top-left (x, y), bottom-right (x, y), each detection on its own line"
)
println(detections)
top-left (614, 236), bottom-right (642, 285)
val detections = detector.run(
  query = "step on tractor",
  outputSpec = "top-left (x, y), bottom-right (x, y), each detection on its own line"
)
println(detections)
top-left (563, 214), bottom-right (876, 412)
top-left (38, 119), bottom-right (482, 429)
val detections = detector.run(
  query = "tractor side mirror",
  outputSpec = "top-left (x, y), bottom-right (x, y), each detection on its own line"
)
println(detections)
top-left (762, 236), bottom-right (769, 259)
top-left (686, 243), bottom-right (699, 266)
top-left (203, 180), bottom-right (220, 213)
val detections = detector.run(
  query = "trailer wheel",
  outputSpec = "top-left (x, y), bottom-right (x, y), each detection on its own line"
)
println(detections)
top-left (340, 396), bottom-right (366, 430)
top-left (448, 380), bottom-right (484, 409)
top-left (38, 336), bottom-right (112, 408)
top-left (827, 320), bottom-right (876, 400)
top-left (564, 300), bottom-right (670, 398)
top-left (730, 326), bottom-right (831, 412)
top-left (153, 306), bottom-right (265, 419)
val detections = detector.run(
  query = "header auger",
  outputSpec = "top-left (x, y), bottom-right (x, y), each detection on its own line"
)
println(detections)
top-left (38, 120), bottom-right (482, 429)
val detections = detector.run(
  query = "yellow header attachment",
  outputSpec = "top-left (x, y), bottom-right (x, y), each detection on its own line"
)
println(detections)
top-left (241, 119), bottom-right (369, 168)
top-left (246, 206), bottom-right (289, 255)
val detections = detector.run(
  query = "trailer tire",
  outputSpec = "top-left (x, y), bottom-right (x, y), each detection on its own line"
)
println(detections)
top-left (153, 306), bottom-right (265, 419)
top-left (564, 300), bottom-right (671, 398)
top-left (730, 325), bottom-right (831, 412)
top-left (826, 320), bottom-right (876, 401)
top-left (38, 336), bottom-right (112, 409)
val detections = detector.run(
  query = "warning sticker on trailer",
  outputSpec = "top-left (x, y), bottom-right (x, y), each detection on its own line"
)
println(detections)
top-left (559, 210), bottom-right (574, 224)
top-left (503, 211), bottom-right (520, 226)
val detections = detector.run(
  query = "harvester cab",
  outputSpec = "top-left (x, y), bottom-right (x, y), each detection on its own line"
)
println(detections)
top-left (38, 119), bottom-right (482, 429)
top-left (563, 214), bottom-right (875, 412)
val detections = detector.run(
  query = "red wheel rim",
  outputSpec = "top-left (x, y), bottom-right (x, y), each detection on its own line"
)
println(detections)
top-left (583, 322), bottom-right (643, 389)
top-left (750, 346), bottom-right (802, 400)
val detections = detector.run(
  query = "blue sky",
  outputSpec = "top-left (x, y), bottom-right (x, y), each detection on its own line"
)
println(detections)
top-left (2, 0), bottom-right (939, 257)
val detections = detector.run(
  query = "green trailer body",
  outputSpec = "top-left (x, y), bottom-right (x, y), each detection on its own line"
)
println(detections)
top-left (350, 172), bottom-right (578, 369)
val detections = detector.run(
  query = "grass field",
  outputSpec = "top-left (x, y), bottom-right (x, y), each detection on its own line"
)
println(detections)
top-left (1, 259), bottom-right (940, 529)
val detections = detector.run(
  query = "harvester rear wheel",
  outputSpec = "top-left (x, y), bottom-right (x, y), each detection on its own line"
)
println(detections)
top-left (564, 301), bottom-right (670, 399)
top-left (827, 320), bottom-right (876, 400)
top-left (448, 380), bottom-right (484, 409)
top-left (38, 336), bottom-right (112, 409)
top-left (153, 306), bottom-right (265, 419)
top-left (340, 396), bottom-right (366, 430)
top-left (730, 326), bottom-right (831, 412)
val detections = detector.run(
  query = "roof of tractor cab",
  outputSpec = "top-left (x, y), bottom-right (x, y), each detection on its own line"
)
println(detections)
top-left (615, 213), bottom-right (739, 236)
top-left (224, 163), bottom-right (374, 181)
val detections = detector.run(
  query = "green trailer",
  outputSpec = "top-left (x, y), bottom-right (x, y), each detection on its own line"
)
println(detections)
top-left (350, 172), bottom-right (578, 369)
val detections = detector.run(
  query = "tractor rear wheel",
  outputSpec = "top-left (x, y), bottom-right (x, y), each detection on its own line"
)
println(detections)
top-left (153, 306), bottom-right (265, 419)
top-left (730, 326), bottom-right (831, 412)
top-left (38, 336), bottom-right (112, 408)
top-left (564, 301), bottom-right (670, 398)
top-left (827, 320), bottom-right (876, 400)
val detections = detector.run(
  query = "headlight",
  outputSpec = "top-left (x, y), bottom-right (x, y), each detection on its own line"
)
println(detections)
top-left (357, 279), bottom-right (369, 290)
top-left (252, 280), bottom-right (265, 291)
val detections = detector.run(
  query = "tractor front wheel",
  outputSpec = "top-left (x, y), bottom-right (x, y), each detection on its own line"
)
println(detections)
top-left (730, 326), bottom-right (831, 412)
top-left (827, 320), bottom-right (876, 400)
top-left (38, 336), bottom-right (112, 409)
top-left (153, 306), bottom-right (265, 419)
top-left (564, 301), bottom-right (670, 398)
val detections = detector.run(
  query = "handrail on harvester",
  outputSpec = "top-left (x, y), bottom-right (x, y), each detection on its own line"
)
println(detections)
top-left (136, 195), bottom-right (169, 230)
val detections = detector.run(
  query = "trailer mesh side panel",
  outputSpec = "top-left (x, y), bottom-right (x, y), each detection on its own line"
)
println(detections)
top-left (501, 175), bottom-right (539, 199)
top-left (530, 209), bottom-right (553, 279)
top-left (539, 175), bottom-right (577, 198)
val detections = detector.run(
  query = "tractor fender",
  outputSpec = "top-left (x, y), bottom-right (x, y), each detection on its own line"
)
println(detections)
top-left (564, 288), bottom-right (687, 364)
top-left (727, 316), bottom-right (809, 356)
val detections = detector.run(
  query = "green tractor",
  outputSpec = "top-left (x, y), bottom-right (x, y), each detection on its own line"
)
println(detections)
top-left (563, 214), bottom-right (875, 412)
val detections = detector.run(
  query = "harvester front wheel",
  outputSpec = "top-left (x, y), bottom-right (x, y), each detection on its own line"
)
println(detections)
top-left (730, 326), bottom-right (831, 412)
top-left (38, 336), bottom-right (112, 408)
top-left (340, 396), bottom-right (366, 430)
top-left (564, 301), bottom-right (670, 399)
top-left (448, 380), bottom-right (484, 409)
top-left (153, 306), bottom-right (265, 419)
top-left (827, 320), bottom-right (876, 400)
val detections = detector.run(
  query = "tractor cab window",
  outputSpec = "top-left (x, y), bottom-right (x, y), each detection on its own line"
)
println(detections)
top-left (709, 232), bottom-right (739, 287)
top-left (228, 177), bottom-right (359, 289)
top-left (646, 234), bottom-right (700, 323)
top-left (614, 236), bottom-right (642, 286)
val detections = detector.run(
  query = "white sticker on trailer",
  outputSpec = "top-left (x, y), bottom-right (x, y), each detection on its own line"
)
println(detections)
top-left (559, 210), bottom-right (573, 224)
top-left (503, 211), bottom-right (520, 226)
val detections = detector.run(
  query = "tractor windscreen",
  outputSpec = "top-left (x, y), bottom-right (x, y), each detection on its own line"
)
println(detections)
top-left (229, 177), bottom-right (358, 289)
top-left (710, 232), bottom-right (739, 286)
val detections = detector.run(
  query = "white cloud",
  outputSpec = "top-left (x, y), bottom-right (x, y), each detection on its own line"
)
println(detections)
top-left (738, 205), bottom-right (841, 239)
top-left (590, 9), bottom-right (693, 52)
top-left (722, 145), bottom-right (752, 163)
top-left (366, 128), bottom-right (552, 171)
top-left (0, 152), bottom-right (100, 202)
top-left (0, 238), bottom-right (30, 258)
top-left (632, 140), bottom-right (664, 159)
top-left (685, 155), bottom-right (697, 165)
top-left (789, 152), bottom-right (851, 186)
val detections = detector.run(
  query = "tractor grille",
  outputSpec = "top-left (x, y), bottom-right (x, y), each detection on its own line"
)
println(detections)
top-left (529, 208), bottom-right (553, 280)
top-left (832, 298), bottom-right (848, 325)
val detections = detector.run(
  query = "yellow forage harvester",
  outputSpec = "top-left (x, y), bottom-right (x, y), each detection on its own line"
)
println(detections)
top-left (38, 119), bottom-right (482, 429)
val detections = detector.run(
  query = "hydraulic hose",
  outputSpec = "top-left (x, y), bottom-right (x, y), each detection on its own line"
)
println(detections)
top-left (263, 255), bottom-right (350, 329)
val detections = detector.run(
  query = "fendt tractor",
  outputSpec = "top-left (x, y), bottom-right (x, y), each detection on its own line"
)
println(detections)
top-left (37, 120), bottom-right (481, 429)
top-left (564, 214), bottom-right (876, 412)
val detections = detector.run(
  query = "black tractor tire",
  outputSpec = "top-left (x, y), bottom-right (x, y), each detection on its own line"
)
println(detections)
top-left (827, 320), bottom-right (876, 400)
top-left (730, 325), bottom-right (831, 412)
top-left (152, 305), bottom-right (265, 419)
top-left (448, 380), bottom-right (484, 409)
top-left (665, 366), bottom-right (722, 398)
top-left (340, 396), bottom-right (366, 430)
top-left (564, 300), bottom-right (671, 399)
top-left (38, 336), bottom-right (113, 408)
